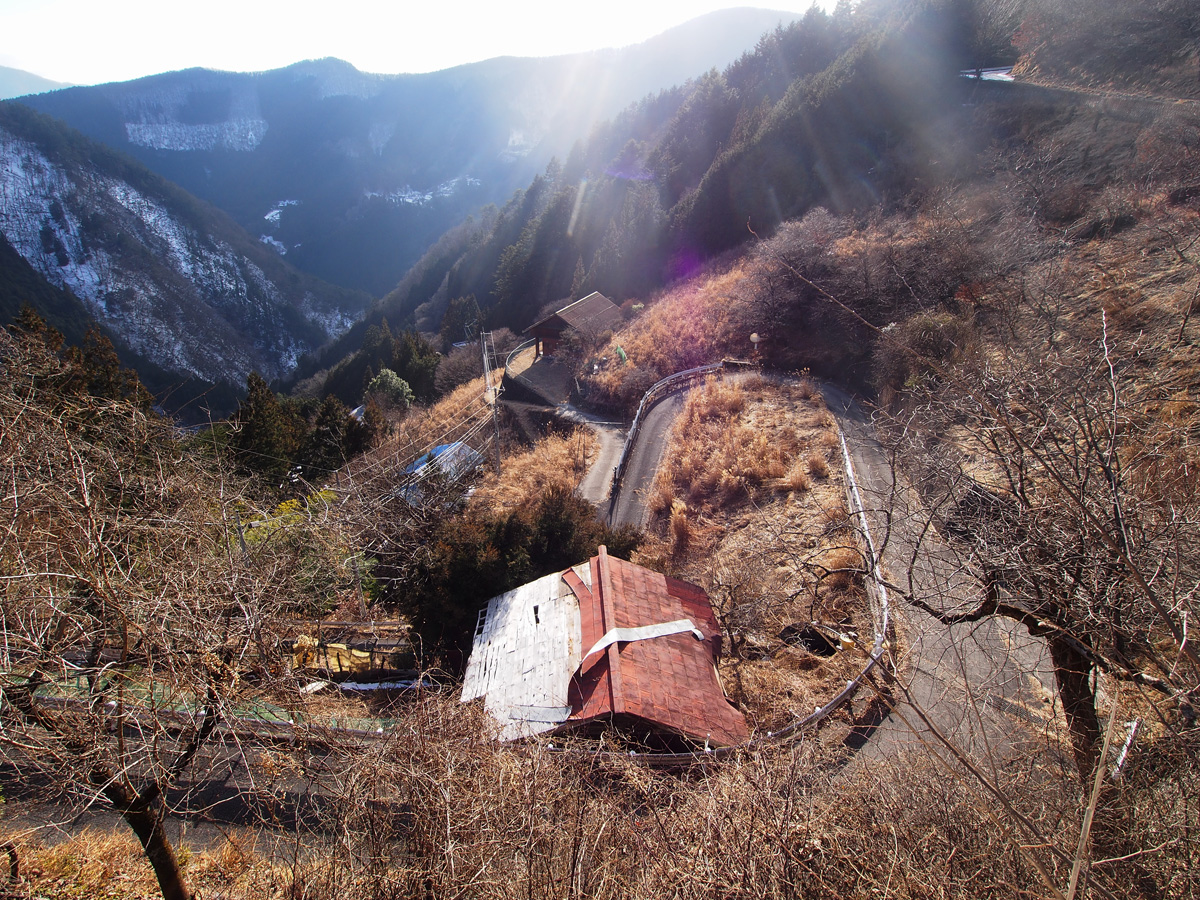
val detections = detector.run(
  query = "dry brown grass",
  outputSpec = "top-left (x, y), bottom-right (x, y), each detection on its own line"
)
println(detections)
top-left (469, 427), bottom-right (597, 515)
top-left (794, 375), bottom-right (819, 401)
top-left (1, 693), bottom-right (1126, 900)
top-left (778, 459), bottom-right (812, 493)
top-left (806, 451), bottom-right (830, 480)
top-left (815, 502), bottom-right (851, 537)
top-left (668, 499), bottom-right (692, 553)
top-left (18, 830), bottom-right (156, 898)
top-left (650, 377), bottom-right (800, 519)
top-left (583, 263), bottom-right (756, 409)
top-left (0, 826), bottom-right (281, 900)
top-left (632, 375), bottom-right (877, 744)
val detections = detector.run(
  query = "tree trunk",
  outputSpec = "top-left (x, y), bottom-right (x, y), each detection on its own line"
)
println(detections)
top-left (1047, 634), bottom-right (1102, 782)
top-left (103, 782), bottom-right (191, 900)
top-left (1047, 637), bottom-right (1161, 897)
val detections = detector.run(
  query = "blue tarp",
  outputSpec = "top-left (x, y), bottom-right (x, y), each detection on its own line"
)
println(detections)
top-left (403, 442), bottom-right (485, 480)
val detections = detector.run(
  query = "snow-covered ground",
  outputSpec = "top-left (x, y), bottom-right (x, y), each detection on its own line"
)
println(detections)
top-left (260, 234), bottom-right (287, 254)
top-left (125, 118), bottom-right (268, 152)
top-left (264, 199), bottom-right (300, 224)
top-left (364, 176), bottom-right (482, 206)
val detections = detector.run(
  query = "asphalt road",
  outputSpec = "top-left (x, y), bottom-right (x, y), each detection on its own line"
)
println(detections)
top-left (824, 384), bottom-right (1055, 764)
top-left (601, 373), bottom-right (1057, 759)
top-left (0, 736), bottom-right (344, 854)
top-left (586, 374), bottom-right (1056, 764)
top-left (609, 391), bottom-right (688, 529)
top-left (558, 405), bottom-right (626, 515)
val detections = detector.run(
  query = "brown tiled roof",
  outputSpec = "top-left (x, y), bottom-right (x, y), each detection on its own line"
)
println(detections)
top-left (528, 292), bottom-right (622, 336)
top-left (564, 548), bottom-right (748, 747)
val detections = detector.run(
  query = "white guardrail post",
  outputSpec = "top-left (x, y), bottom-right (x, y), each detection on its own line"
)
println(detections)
top-left (840, 427), bottom-right (890, 663)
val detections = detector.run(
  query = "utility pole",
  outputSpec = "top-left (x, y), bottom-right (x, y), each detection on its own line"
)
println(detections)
top-left (481, 331), bottom-right (502, 475)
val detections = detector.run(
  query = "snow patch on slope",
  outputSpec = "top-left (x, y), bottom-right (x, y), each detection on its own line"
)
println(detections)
top-left (115, 79), bottom-right (267, 151)
top-left (364, 177), bottom-right (481, 206)
top-left (126, 118), bottom-right (268, 152)
top-left (264, 199), bottom-right (300, 225)
top-left (0, 128), bottom-right (358, 385)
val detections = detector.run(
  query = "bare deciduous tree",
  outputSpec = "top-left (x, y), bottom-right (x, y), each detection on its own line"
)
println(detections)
top-left (0, 328), bottom-right (316, 900)
top-left (882, 299), bottom-right (1200, 881)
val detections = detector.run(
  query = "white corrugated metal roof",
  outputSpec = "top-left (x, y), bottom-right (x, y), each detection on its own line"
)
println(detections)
top-left (460, 564), bottom-right (588, 740)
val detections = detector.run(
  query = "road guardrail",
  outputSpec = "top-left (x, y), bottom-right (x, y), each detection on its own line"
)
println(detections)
top-left (608, 360), bottom-right (757, 522)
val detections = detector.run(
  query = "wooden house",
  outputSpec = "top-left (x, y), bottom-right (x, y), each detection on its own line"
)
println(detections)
top-left (525, 291), bottom-right (623, 357)
top-left (461, 547), bottom-right (748, 748)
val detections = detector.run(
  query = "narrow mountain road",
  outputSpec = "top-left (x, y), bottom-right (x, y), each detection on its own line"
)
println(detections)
top-left (228, 382), bottom-right (1055, 797)
top-left (557, 405), bottom-right (626, 514)
top-left (608, 391), bottom-right (688, 529)
top-left (824, 384), bottom-right (1055, 764)
top-left (572, 373), bottom-right (1056, 763)
top-left (559, 390), bottom-right (684, 528)
top-left (604, 368), bottom-right (761, 529)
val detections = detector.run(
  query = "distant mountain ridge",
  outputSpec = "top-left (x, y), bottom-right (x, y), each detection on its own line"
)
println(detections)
top-left (0, 66), bottom-right (71, 100)
top-left (286, 0), bottom-right (994, 398)
top-left (18, 9), bottom-right (802, 296)
top-left (0, 102), bottom-right (369, 414)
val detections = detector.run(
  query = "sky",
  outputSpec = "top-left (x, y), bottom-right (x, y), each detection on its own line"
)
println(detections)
top-left (1, 1), bottom-right (836, 87)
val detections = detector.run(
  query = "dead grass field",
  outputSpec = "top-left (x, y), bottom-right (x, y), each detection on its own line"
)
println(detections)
top-left (0, 828), bottom-right (273, 900)
top-left (583, 263), bottom-right (756, 410)
top-left (0, 692), bottom-right (1103, 900)
top-left (468, 428), bottom-right (597, 516)
top-left (633, 374), bottom-right (874, 735)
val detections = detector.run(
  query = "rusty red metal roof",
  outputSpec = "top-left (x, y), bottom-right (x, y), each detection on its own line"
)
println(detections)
top-left (564, 547), bottom-right (748, 747)
top-left (462, 547), bottom-right (748, 747)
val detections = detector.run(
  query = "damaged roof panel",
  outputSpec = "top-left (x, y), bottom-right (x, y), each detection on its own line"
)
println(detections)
top-left (565, 551), bottom-right (747, 747)
top-left (460, 566), bottom-right (585, 740)
top-left (462, 547), bottom-right (748, 748)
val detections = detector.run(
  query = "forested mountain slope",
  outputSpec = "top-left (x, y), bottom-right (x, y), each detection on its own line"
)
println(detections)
top-left (289, 0), bottom-right (992, 389)
top-left (300, 0), bottom-right (1199, 398)
top-left (0, 102), bottom-right (369, 414)
top-left (19, 9), bottom-right (803, 297)
top-left (0, 231), bottom-right (98, 348)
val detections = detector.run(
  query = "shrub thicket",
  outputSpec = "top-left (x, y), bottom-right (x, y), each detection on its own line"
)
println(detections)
top-left (388, 486), bottom-right (639, 668)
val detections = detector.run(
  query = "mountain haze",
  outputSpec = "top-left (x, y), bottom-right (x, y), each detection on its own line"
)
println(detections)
top-left (18, 9), bottom-right (803, 297)
top-left (0, 65), bottom-right (71, 100)
top-left (289, 1), bottom-right (984, 395)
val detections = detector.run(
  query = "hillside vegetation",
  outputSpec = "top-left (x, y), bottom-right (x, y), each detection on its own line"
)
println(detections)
top-left (288, 0), bottom-right (1010, 389)
top-left (20, 10), bottom-right (803, 298)
top-left (3, 0), bottom-right (1200, 898)
top-left (0, 102), bottom-right (371, 416)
